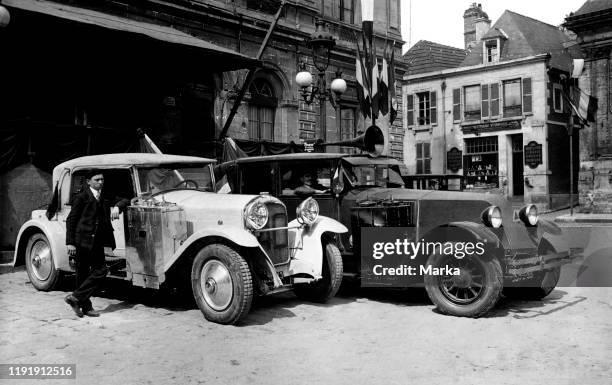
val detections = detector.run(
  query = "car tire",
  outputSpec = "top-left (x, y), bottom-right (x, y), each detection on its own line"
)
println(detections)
top-left (502, 267), bottom-right (561, 300)
top-left (424, 253), bottom-right (503, 318)
top-left (25, 233), bottom-right (61, 291)
top-left (191, 244), bottom-right (253, 325)
top-left (293, 242), bottom-right (343, 303)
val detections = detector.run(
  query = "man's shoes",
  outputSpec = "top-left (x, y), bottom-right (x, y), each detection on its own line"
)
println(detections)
top-left (64, 295), bottom-right (83, 318)
top-left (82, 308), bottom-right (100, 317)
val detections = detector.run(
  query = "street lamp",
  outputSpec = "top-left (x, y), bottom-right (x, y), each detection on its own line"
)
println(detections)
top-left (296, 19), bottom-right (347, 142)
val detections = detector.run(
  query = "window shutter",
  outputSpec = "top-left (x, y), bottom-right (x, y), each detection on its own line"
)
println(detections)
top-left (452, 88), bottom-right (461, 121)
top-left (424, 143), bottom-right (431, 174)
top-left (481, 84), bottom-right (489, 119)
top-left (407, 94), bottom-right (414, 127)
top-left (490, 83), bottom-right (499, 117)
top-left (522, 77), bottom-right (532, 114)
top-left (430, 91), bottom-right (437, 125)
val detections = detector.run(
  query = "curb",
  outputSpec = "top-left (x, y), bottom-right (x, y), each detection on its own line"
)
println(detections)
top-left (555, 216), bottom-right (612, 224)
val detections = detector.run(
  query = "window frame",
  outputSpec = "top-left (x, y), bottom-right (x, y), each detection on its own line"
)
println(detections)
top-left (416, 142), bottom-right (431, 174)
top-left (503, 78), bottom-right (522, 118)
top-left (553, 83), bottom-right (564, 113)
top-left (463, 84), bottom-right (482, 121)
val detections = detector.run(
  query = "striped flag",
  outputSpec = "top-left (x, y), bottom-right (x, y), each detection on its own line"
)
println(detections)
top-left (379, 44), bottom-right (390, 117)
top-left (355, 41), bottom-right (371, 119)
top-left (388, 42), bottom-right (398, 124)
top-left (566, 87), bottom-right (598, 125)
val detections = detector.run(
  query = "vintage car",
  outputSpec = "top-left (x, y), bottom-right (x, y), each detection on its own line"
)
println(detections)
top-left (13, 153), bottom-right (347, 325)
top-left (217, 130), bottom-right (573, 318)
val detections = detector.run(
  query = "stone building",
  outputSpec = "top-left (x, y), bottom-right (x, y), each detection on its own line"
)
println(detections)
top-left (0, 0), bottom-right (405, 250)
top-left (564, 0), bottom-right (612, 213)
top-left (402, 4), bottom-right (579, 210)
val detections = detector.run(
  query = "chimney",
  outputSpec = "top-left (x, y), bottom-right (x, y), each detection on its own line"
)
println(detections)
top-left (464, 3), bottom-right (491, 50)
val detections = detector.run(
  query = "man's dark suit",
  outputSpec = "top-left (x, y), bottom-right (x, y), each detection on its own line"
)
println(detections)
top-left (66, 188), bottom-right (128, 310)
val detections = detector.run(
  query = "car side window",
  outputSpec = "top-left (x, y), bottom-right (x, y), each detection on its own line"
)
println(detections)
top-left (70, 169), bottom-right (135, 203)
top-left (241, 164), bottom-right (274, 195)
top-left (279, 161), bottom-right (331, 196)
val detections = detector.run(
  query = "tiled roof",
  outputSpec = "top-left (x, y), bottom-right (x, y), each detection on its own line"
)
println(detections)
top-left (571, 0), bottom-right (612, 16)
top-left (403, 40), bottom-right (468, 76)
top-left (461, 10), bottom-right (577, 71)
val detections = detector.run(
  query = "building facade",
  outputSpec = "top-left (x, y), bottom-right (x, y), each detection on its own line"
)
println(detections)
top-left (0, 0), bottom-right (406, 249)
top-left (402, 6), bottom-right (579, 210)
top-left (564, 0), bottom-right (612, 213)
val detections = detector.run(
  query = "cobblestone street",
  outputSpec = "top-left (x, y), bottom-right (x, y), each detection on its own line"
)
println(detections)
top-left (1, 265), bottom-right (611, 385)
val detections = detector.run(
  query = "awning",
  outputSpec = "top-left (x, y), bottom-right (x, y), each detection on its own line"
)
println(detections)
top-left (2, 0), bottom-right (260, 71)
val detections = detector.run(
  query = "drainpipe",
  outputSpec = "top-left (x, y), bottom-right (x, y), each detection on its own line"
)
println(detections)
top-left (441, 80), bottom-right (447, 174)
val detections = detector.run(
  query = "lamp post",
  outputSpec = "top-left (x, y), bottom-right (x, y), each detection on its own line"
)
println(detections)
top-left (295, 19), bottom-right (347, 143)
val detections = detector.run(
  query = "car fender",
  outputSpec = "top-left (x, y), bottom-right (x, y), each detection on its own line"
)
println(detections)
top-left (538, 219), bottom-right (570, 255)
top-left (286, 216), bottom-right (348, 279)
top-left (14, 218), bottom-right (70, 271)
top-left (162, 226), bottom-right (272, 272)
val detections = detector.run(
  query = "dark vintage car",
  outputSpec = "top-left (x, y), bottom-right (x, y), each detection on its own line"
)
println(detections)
top-left (217, 141), bottom-right (573, 317)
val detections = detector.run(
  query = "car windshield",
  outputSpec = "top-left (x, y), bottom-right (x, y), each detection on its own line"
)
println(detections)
top-left (137, 164), bottom-right (214, 194)
top-left (344, 164), bottom-right (404, 188)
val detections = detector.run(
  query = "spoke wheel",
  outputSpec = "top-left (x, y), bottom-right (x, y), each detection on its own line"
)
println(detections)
top-left (425, 252), bottom-right (502, 318)
top-left (25, 233), bottom-right (60, 291)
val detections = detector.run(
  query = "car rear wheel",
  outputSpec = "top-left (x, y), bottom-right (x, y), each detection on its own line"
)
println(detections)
top-left (191, 244), bottom-right (253, 325)
top-left (25, 233), bottom-right (61, 291)
top-left (503, 267), bottom-right (561, 300)
top-left (293, 242), bottom-right (343, 303)
top-left (424, 253), bottom-right (503, 317)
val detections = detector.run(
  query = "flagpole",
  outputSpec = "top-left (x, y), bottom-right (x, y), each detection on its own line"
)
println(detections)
top-left (569, 107), bottom-right (574, 216)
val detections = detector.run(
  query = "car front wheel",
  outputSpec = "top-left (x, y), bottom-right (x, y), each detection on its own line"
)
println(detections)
top-left (293, 241), bottom-right (343, 303)
top-left (191, 244), bottom-right (253, 325)
top-left (25, 233), bottom-right (61, 291)
top-left (424, 253), bottom-right (503, 317)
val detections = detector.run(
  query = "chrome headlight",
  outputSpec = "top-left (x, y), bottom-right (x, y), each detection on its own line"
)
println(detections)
top-left (519, 204), bottom-right (538, 226)
top-left (244, 200), bottom-right (268, 230)
top-left (481, 206), bottom-right (502, 228)
top-left (296, 197), bottom-right (319, 225)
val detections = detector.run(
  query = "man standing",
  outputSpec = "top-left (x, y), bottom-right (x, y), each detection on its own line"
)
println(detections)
top-left (64, 170), bottom-right (128, 317)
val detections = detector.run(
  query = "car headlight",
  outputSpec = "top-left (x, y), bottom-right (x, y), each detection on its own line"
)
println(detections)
top-left (244, 200), bottom-right (268, 230)
top-left (519, 204), bottom-right (538, 226)
top-left (481, 206), bottom-right (502, 228)
top-left (296, 197), bottom-right (319, 225)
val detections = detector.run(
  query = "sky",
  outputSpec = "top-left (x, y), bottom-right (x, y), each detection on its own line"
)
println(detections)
top-left (400, 0), bottom-right (587, 53)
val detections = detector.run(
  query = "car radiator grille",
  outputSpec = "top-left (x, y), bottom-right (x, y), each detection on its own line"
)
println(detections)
top-left (256, 202), bottom-right (289, 266)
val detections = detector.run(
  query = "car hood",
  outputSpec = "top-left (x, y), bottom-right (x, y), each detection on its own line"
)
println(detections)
top-left (151, 190), bottom-right (280, 229)
top-left (347, 188), bottom-right (510, 208)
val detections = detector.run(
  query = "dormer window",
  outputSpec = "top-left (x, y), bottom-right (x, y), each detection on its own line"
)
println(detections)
top-left (484, 39), bottom-right (499, 63)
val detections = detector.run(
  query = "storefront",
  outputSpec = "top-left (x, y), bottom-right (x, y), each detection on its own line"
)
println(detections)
top-left (463, 136), bottom-right (499, 189)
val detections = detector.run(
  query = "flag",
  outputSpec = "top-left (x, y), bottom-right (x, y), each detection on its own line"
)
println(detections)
top-left (361, 0), bottom-right (377, 118)
top-left (355, 41), bottom-right (371, 119)
top-left (370, 57), bottom-right (380, 118)
top-left (567, 87), bottom-right (598, 125)
top-left (388, 42), bottom-right (398, 124)
top-left (379, 44), bottom-right (389, 117)
top-left (575, 88), bottom-right (597, 122)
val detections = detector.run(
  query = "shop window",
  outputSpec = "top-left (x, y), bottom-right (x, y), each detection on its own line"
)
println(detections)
top-left (464, 137), bottom-right (499, 188)
top-left (416, 142), bottom-right (431, 174)
top-left (416, 91), bottom-right (437, 125)
top-left (248, 79), bottom-right (276, 140)
top-left (464, 85), bottom-right (481, 121)
top-left (503, 79), bottom-right (522, 117)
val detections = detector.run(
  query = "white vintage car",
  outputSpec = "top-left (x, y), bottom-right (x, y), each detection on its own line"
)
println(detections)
top-left (13, 153), bottom-right (347, 325)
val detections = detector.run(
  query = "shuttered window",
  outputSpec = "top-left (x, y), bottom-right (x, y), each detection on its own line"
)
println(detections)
top-left (522, 77), bottom-right (532, 114)
top-left (490, 83), bottom-right (500, 117)
top-left (452, 88), bottom-right (461, 121)
top-left (416, 142), bottom-right (431, 174)
top-left (481, 84), bottom-right (489, 118)
top-left (430, 91), bottom-right (437, 125)
top-left (407, 94), bottom-right (414, 127)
